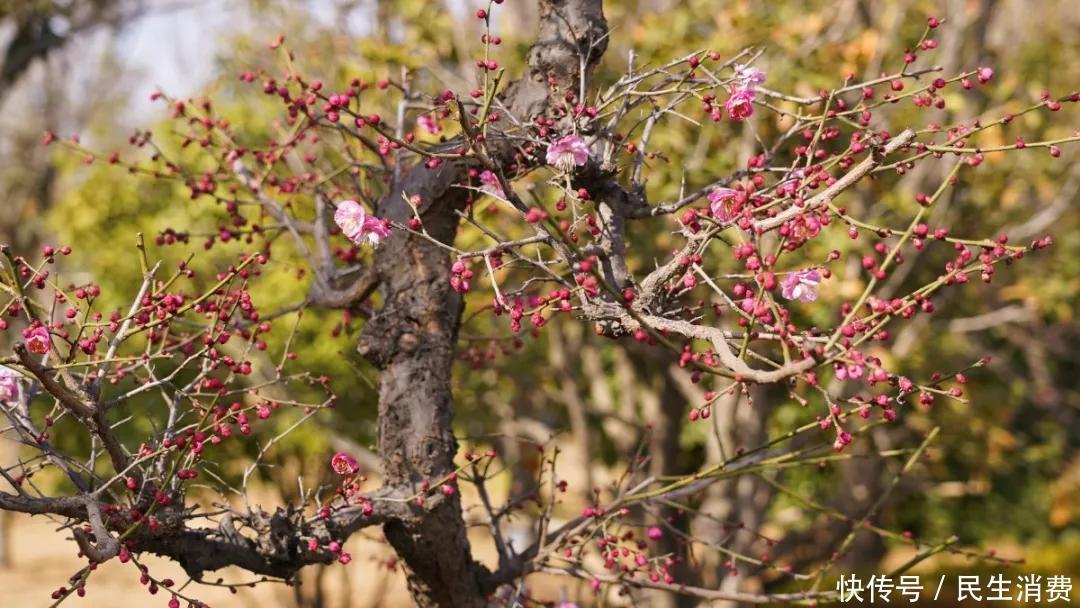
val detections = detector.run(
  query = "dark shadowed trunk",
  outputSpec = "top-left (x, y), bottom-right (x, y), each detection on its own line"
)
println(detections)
top-left (634, 349), bottom-right (702, 608)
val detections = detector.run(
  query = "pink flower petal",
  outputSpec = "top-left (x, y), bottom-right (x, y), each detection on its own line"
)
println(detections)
top-left (725, 87), bottom-right (756, 121)
top-left (546, 135), bottom-right (589, 170)
top-left (335, 200), bottom-right (390, 247)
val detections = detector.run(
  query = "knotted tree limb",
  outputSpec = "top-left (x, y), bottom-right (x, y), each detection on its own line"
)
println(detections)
top-left (753, 129), bottom-right (916, 232)
top-left (0, 485), bottom-right (416, 580)
top-left (15, 342), bottom-right (131, 474)
top-left (71, 498), bottom-right (120, 563)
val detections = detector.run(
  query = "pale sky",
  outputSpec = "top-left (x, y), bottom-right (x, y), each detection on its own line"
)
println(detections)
top-left (113, 0), bottom-right (483, 119)
top-left (115, 0), bottom-right (247, 117)
top-left (0, 0), bottom-right (498, 139)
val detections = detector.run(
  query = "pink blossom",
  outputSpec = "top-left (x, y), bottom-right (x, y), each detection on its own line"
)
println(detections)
top-left (23, 326), bottom-right (50, 354)
top-left (545, 135), bottom-right (589, 171)
top-left (780, 269), bottom-right (822, 302)
top-left (977, 66), bottom-right (994, 84)
top-left (789, 214), bottom-right (823, 241)
top-left (835, 363), bottom-right (848, 380)
top-left (723, 64), bottom-right (764, 122)
top-left (0, 366), bottom-right (19, 402)
top-left (647, 526), bottom-right (663, 540)
top-left (733, 64), bottom-right (767, 88)
top-left (739, 296), bottom-right (756, 314)
top-left (707, 188), bottom-right (739, 222)
top-left (725, 87), bottom-right (756, 121)
top-left (417, 114), bottom-right (441, 135)
top-left (833, 430), bottom-right (853, 452)
top-left (833, 362), bottom-right (864, 381)
top-left (557, 603), bottom-right (579, 608)
top-left (479, 170), bottom-right (503, 197)
top-left (330, 451), bottom-right (360, 476)
top-left (334, 200), bottom-right (391, 247)
top-left (777, 169), bottom-right (804, 197)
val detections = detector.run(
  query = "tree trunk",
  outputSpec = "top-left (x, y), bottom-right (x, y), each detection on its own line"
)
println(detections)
top-left (358, 161), bottom-right (486, 607)
top-left (355, 2), bottom-right (610, 604)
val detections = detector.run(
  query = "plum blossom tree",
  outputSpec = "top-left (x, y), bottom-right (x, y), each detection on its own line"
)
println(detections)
top-left (0, 0), bottom-right (1076, 606)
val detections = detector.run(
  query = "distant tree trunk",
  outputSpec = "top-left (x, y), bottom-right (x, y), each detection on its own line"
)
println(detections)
top-left (633, 351), bottom-right (700, 608)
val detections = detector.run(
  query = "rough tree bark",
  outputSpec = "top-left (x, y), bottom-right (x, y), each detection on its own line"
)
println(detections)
top-left (354, 1), bottom-right (610, 605)
top-left (358, 159), bottom-right (487, 605)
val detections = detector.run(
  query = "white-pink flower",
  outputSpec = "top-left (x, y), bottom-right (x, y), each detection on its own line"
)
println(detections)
top-left (834, 362), bottom-right (865, 381)
top-left (733, 64), bottom-right (767, 88)
top-left (0, 366), bottom-right (19, 403)
top-left (707, 188), bottom-right (739, 222)
top-left (479, 170), bottom-right (504, 198)
top-left (334, 200), bottom-right (391, 247)
top-left (780, 268), bottom-right (822, 302)
top-left (545, 135), bottom-right (589, 171)
top-left (723, 65), bottom-right (765, 122)
top-left (417, 114), bottom-right (441, 135)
